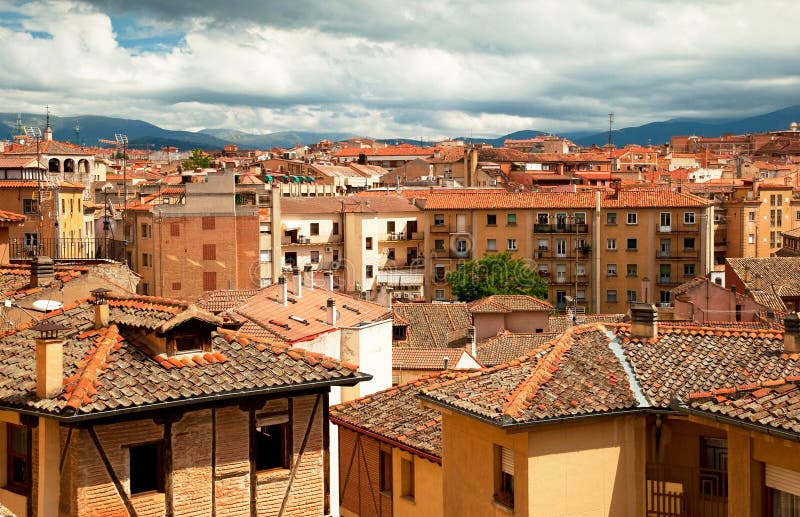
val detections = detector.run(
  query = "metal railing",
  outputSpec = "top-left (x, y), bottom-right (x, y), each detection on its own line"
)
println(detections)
top-left (9, 237), bottom-right (127, 262)
top-left (646, 463), bottom-right (727, 517)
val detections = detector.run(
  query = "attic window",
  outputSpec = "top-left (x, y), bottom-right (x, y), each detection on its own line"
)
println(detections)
top-left (393, 325), bottom-right (407, 341)
top-left (174, 334), bottom-right (203, 354)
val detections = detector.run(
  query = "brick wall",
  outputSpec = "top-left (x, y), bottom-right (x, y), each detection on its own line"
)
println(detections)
top-left (338, 427), bottom-right (392, 517)
top-left (53, 394), bottom-right (327, 516)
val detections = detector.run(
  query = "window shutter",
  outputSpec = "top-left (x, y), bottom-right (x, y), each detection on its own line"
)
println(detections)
top-left (766, 464), bottom-right (800, 497)
top-left (501, 447), bottom-right (514, 476)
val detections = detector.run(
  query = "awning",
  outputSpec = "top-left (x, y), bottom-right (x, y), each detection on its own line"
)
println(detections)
top-left (282, 224), bottom-right (301, 231)
top-left (264, 175), bottom-right (273, 183)
top-left (377, 271), bottom-right (424, 285)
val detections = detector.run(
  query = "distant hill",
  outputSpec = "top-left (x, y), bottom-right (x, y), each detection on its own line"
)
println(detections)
top-left (573, 105), bottom-right (800, 147)
top-left (198, 128), bottom-right (354, 149)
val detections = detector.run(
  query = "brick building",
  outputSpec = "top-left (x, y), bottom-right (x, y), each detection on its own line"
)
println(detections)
top-left (0, 291), bottom-right (369, 516)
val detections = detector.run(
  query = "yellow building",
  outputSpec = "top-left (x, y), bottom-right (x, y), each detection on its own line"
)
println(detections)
top-left (724, 180), bottom-right (794, 259)
top-left (419, 188), bottom-right (713, 313)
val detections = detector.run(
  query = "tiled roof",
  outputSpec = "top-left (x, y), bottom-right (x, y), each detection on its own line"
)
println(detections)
top-left (333, 145), bottom-right (434, 158)
top-left (392, 348), bottom-right (480, 371)
top-left (421, 325), bottom-right (639, 424)
top-left (727, 257), bottom-right (800, 312)
top-left (620, 324), bottom-right (798, 408)
top-left (355, 187), bottom-right (505, 200)
top-left (475, 331), bottom-right (557, 367)
top-left (0, 180), bottom-right (84, 189)
top-left (4, 139), bottom-right (93, 156)
top-left (196, 289), bottom-right (261, 312)
top-left (0, 299), bottom-right (366, 418)
top-left (0, 264), bottom-right (92, 299)
top-left (0, 210), bottom-right (25, 223)
top-left (391, 303), bottom-right (473, 348)
top-left (468, 294), bottom-right (552, 313)
top-left (331, 373), bottom-right (455, 460)
top-left (281, 196), bottom-right (418, 214)
top-left (231, 285), bottom-right (391, 343)
top-left (686, 379), bottom-right (800, 434)
top-left (0, 156), bottom-right (45, 169)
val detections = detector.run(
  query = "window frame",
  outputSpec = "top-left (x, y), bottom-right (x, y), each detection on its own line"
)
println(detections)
top-left (506, 213), bottom-right (517, 226)
top-left (626, 212), bottom-right (638, 225)
top-left (254, 410), bottom-right (292, 473)
top-left (129, 441), bottom-right (165, 495)
top-left (684, 211), bottom-right (696, 224)
top-left (5, 423), bottom-right (30, 494)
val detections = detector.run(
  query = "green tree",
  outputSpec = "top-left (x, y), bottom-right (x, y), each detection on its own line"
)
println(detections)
top-left (446, 252), bottom-right (548, 302)
top-left (182, 148), bottom-right (211, 169)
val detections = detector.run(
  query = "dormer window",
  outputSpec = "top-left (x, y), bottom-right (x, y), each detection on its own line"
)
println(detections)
top-left (393, 325), bottom-right (408, 341)
top-left (174, 334), bottom-right (204, 354)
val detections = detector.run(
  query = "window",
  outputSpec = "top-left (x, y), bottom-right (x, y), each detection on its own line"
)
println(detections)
top-left (576, 263), bottom-right (586, 276)
top-left (255, 419), bottom-right (291, 471)
top-left (507, 213), bottom-right (517, 225)
top-left (23, 199), bottom-right (37, 214)
top-left (684, 212), bottom-right (696, 224)
top-left (366, 265), bottom-right (374, 278)
top-left (365, 237), bottom-right (373, 250)
top-left (310, 223), bottom-right (319, 236)
top-left (141, 283), bottom-right (149, 295)
top-left (486, 214), bottom-right (497, 226)
top-left (487, 239), bottom-right (497, 251)
top-left (607, 264), bottom-right (617, 276)
top-left (23, 232), bottom-right (38, 247)
top-left (332, 222), bottom-right (339, 235)
top-left (401, 457), bottom-right (415, 499)
top-left (203, 243), bottom-right (216, 260)
top-left (796, 210), bottom-right (800, 221)
top-left (202, 216), bottom-right (215, 230)
top-left (387, 221), bottom-right (395, 233)
top-left (387, 248), bottom-right (395, 260)
top-left (170, 222), bottom-right (180, 237)
top-left (495, 446), bottom-right (514, 509)
top-left (5, 424), bottom-right (29, 492)
top-left (434, 265), bottom-right (446, 283)
top-left (627, 212), bottom-right (638, 224)
top-left (660, 264), bottom-right (671, 284)
top-left (770, 194), bottom-right (776, 206)
top-left (606, 238), bottom-right (617, 250)
top-left (574, 212), bottom-right (586, 224)
top-left (175, 334), bottom-right (203, 353)
top-left (777, 210), bottom-right (783, 227)
top-left (537, 213), bottom-right (549, 224)
top-left (140, 223), bottom-right (149, 238)
top-left (684, 237), bottom-right (695, 250)
top-left (507, 239), bottom-right (517, 251)
top-left (660, 212), bottom-right (671, 230)
top-left (434, 239), bottom-right (445, 251)
top-left (310, 250), bottom-right (320, 263)
top-left (434, 214), bottom-right (445, 226)
top-left (626, 238), bottom-right (637, 250)
top-left (607, 212), bottom-right (617, 225)
top-left (700, 437), bottom-right (728, 497)
top-left (770, 231), bottom-right (776, 248)
top-left (684, 264), bottom-right (696, 276)
top-left (748, 234), bottom-right (755, 244)
top-left (607, 290), bottom-right (618, 303)
top-left (379, 450), bottom-right (393, 494)
top-left (393, 325), bottom-right (407, 341)
top-left (627, 290), bottom-right (637, 302)
top-left (171, 282), bottom-right (181, 291)
top-left (203, 271), bottom-right (216, 291)
top-left (626, 264), bottom-right (638, 277)
top-left (749, 211), bottom-right (756, 222)
top-left (129, 442), bottom-right (164, 494)
top-left (555, 239), bottom-right (566, 256)
top-left (142, 253), bottom-right (151, 267)
top-left (434, 289), bottom-right (445, 300)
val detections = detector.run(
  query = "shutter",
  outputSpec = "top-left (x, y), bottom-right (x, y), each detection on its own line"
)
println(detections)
top-left (501, 447), bottom-right (514, 476)
top-left (766, 464), bottom-right (800, 497)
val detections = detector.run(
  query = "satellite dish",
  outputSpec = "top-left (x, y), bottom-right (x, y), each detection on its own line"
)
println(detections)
top-left (32, 299), bottom-right (63, 311)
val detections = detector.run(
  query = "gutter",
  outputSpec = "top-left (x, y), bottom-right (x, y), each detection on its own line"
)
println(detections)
top-left (330, 416), bottom-right (442, 464)
top-left (672, 398), bottom-right (800, 444)
top-left (4, 373), bottom-right (372, 424)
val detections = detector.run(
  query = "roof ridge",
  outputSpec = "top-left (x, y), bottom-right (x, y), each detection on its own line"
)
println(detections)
top-left (63, 324), bottom-right (122, 409)
top-left (688, 375), bottom-right (800, 401)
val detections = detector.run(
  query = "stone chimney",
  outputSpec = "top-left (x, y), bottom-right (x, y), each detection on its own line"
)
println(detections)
top-left (630, 303), bottom-right (658, 339)
top-left (326, 298), bottom-right (337, 326)
top-left (277, 275), bottom-right (287, 306)
top-left (304, 265), bottom-right (315, 290)
top-left (31, 322), bottom-right (68, 399)
top-left (323, 271), bottom-right (334, 291)
top-left (377, 283), bottom-right (393, 309)
top-left (785, 313), bottom-right (800, 353)
top-left (292, 266), bottom-right (302, 298)
top-left (91, 288), bottom-right (111, 329)
top-left (30, 256), bottom-right (54, 288)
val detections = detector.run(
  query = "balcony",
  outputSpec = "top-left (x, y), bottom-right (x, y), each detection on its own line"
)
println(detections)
top-left (534, 223), bottom-right (588, 234)
top-left (657, 276), bottom-right (676, 286)
top-left (646, 463), bottom-right (727, 517)
top-left (381, 231), bottom-right (425, 242)
top-left (430, 223), bottom-right (450, 233)
top-left (9, 237), bottom-right (126, 262)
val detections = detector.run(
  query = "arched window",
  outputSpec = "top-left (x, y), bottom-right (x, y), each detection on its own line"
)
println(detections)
top-left (64, 159), bottom-right (75, 173)
top-left (48, 158), bottom-right (60, 172)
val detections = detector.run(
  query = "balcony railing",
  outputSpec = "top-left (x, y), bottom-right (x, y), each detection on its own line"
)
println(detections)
top-left (646, 463), bottom-right (727, 517)
top-left (534, 223), bottom-right (588, 234)
top-left (9, 237), bottom-right (126, 262)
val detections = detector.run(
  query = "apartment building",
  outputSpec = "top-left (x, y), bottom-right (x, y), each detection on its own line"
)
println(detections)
top-left (125, 173), bottom-right (260, 298)
top-left (280, 196), bottom-right (424, 299)
top-left (724, 179), bottom-right (796, 258)
top-left (418, 188), bottom-right (713, 313)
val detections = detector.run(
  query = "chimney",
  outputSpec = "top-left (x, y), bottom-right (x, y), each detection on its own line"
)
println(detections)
top-left (785, 313), bottom-right (800, 353)
top-left (630, 303), bottom-right (658, 339)
top-left (467, 327), bottom-right (476, 356)
top-left (292, 266), bottom-right (302, 298)
top-left (323, 271), bottom-right (334, 291)
top-left (91, 287), bottom-right (111, 329)
top-left (30, 256), bottom-right (54, 288)
top-left (443, 356), bottom-right (449, 370)
top-left (31, 322), bottom-right (68, 399)
top-left (304, 265), bottom-right (314, 290)
top-left (326, 298), bottom-right (337, 326)
top-left (277, 275), bottom-right (287, 306)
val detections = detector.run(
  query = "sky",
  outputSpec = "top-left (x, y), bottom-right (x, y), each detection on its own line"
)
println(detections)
top-left (0, 0), bottom-right (799, 139)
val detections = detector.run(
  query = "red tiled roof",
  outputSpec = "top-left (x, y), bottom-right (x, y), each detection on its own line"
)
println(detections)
top-left (467, 294), bottom-right (553, 313)
top-left (0, 156), bottom-right (45, 169)
top-left (475, 330), bottom-right (556, 367)
top-left (0, 210), bottom-right (25, 223)
top-left (392, 348), bottom-right (480, 370)
top-left (392, 303), bottom-right (473, 348)
top-left (0, 180), bottom-right (84, 189)
top-left (333, 145), bottom-right (434, 158)
top-left (4, 139), bottom-right (93, 156)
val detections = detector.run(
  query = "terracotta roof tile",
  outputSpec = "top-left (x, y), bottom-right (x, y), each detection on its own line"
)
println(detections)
top-left (468, 294), bottom-right (552, 313)
top-left (392, 348), bottom-right (480, 370)
top-left (392, 303), bottom-right (473, 348)
top-left (476, 331), bottom-right (557, 367)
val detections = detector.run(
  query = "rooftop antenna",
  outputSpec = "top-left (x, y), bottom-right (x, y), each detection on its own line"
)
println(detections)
top-left (15, 113), bottom-right (22, 142)
top-left (607, 113), bottom-right (614, 147)
top-left (74, 121), bottom-right (80, 146)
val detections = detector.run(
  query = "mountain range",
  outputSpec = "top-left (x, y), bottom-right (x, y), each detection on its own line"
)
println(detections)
top-left (1, 105), bottom-right (799, 152)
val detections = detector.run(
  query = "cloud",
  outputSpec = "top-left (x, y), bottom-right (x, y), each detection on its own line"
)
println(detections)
top-left (0, 0), bottom-right (798, 140)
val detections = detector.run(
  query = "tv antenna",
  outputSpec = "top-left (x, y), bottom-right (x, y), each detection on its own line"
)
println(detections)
top-left (607, 113), bottom-right (614, 147)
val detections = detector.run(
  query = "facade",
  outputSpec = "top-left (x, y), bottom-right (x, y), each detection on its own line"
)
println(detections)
top-left (0, 291), bottom-right (369, 517)
top-left (418, 189), bottom-right (713, 313)
top-left (666, 275), bottom-right (774, 322)
top-left (125, 173), bottom-right (260, 298)
top-left (724, 181), bottom-right (795, 259)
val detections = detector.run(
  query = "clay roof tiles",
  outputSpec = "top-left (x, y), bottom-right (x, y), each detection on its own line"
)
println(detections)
top-left (0, 210), bottom-right (25, 223)
top-left (391, 302), bottom-right (473, 348)
top-left (475, 331), bottom-right (557, 367)
top-left (392, 348), bottom-right (480, 371)
top-left (468, 294), bottom-right (553, 313)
